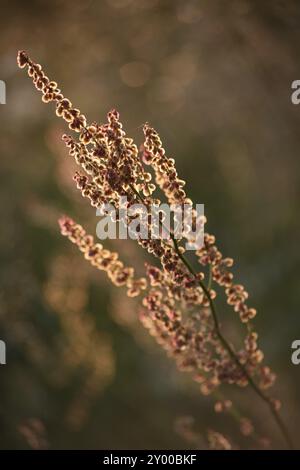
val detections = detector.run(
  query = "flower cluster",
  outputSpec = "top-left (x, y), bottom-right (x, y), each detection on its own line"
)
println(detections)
top-left (141, 263), bottom-right (267, 394)
top-left (59, 216), bottom-right (147, 297)
top-left (18, 50), bottom-right (290, 449)
top-left (196, 233), bottom-right (257, 323)
top-left (17, 50), bottom-right (87, 132)
top-left (143, 124), bottom-right (188, 205)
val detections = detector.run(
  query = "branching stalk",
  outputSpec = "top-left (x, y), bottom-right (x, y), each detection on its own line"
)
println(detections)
top-left (171, 236), bottom-right (293, 450)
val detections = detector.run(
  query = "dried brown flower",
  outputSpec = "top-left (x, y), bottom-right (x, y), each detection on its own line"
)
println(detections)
top-left (17, 50), bottom-right (293, 450)
top-left (207, 429), bottom-right (232, 450)
top-left (58, 216), bottom-right (147, 297)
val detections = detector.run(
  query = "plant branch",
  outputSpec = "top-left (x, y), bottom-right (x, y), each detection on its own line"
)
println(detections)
top-left (171, 236), bottom-right (293, 449)
top-left (127, 182), bottom-right (293, 448)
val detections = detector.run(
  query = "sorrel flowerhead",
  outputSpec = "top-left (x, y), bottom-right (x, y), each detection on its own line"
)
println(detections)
top-left (17, 50), bottom-right (293, 449)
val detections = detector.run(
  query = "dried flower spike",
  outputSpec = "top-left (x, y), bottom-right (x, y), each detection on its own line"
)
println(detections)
top-left (59, 216), bottom-right (147, 297)
top-left (18, 50), bottom-right (293, 450)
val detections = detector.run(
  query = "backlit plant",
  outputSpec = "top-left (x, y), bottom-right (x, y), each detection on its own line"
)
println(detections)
top-left (17, 50), bottom-right (293, 449)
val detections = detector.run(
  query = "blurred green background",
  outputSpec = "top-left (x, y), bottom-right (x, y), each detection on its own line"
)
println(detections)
top-left (0, 0), bottom-right (300, 449)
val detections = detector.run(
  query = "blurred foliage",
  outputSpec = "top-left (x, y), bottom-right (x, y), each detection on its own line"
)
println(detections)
top-left (0, 0), bottom-right (300, 449)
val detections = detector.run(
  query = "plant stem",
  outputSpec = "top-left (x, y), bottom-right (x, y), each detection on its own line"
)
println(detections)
top-left (207, 264), bottom-right (213, 290)
top-left (128, 181), bottom-right (293, 448)
top-left (125, 179), bottom-right (292, 448)
top-left (171, 235), bottom-right (294, 449)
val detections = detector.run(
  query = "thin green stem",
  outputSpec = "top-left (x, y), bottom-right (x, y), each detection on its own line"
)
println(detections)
top-left (126, 181), bottom-right (293, 448)
top-left (118, 176), bottom-right (294, 449)
top-left (171, 236), bottom-right (293, 449)
top-left (207, 264), bottom-right (213, 290)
